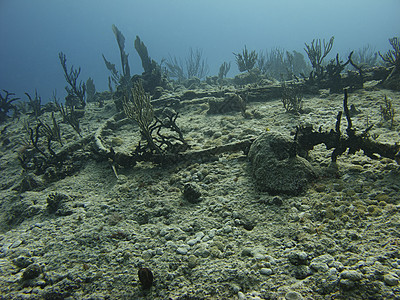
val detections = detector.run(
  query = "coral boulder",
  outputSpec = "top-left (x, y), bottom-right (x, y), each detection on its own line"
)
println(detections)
top-left (248, 131), bottom-right (317, 195)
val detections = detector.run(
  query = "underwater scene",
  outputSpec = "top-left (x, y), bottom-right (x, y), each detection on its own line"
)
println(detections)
top-left (1, 0), bottom-right (400, 299)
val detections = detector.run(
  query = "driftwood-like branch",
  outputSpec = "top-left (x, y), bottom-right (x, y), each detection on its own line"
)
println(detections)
top-left (151, 66), bottom-right (391, 110)
top-left (92, 109), bottom-right (253, 168)
top-left (295, 89), bottom-right (400, 163)
top-left (93, 87), bottom-right (400, 172)
top-left (98, 137), bottom-right (254, 167)
top-left (180, 138), bottom-right (254, 162)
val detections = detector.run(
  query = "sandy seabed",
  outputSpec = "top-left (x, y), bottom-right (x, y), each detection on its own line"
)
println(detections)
top-left (0, 83), bottom-right (399, 299)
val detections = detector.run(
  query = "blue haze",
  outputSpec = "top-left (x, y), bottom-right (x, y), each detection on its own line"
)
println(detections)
top-left (0, 0), bottom-right (399, 102)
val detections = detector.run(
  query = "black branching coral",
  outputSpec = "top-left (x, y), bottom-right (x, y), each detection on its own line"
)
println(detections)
top-left (233, 45), bottom-right (258, 72)
top-left (379, 37), bottom-right (400, 90)
top-left (123, 81), bottom-right (159, 154)
top-left (165, 48), bottom-right (209, 80)
top-left (294, 89), bottom-right (400, 163)
top-left (112, 24), bottom-right (130, 81)
top-left (379, 37), bottom-right (400, 70)
top-left (0, 90), bottom-right (19, 123)
top-left (58, 52), bottom-right (86, 110)
top-left (134, 35), bottom-right (155, 74)
top-left (304, 36), bottom-right (334, 79)
top-left (122, 81), bottom-right (189, 162)
top-left (24, 90), bottom-right (43, 120)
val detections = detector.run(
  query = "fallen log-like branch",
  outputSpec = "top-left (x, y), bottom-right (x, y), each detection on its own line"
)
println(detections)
top-left (95, 129), bottom-right (254, 167)
top-left (56, 134), bottom-right (92, 158)
top-left (92, 108), bottom-right (255, 168)
top-left (150, 66), bottom-right (392, 111)
top-left (92, 112), bottom-right (128, 156)
top-left (92, 83), bottom-right (400, 175)
top-left (179, 138), bottom-right (254, 162)
top-left (295, 89), bottom-right (400, 163)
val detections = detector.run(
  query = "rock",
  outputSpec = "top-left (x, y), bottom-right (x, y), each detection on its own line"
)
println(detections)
top-left (339, 279), bottom-right (356, 290)
top-left (238, 291), bottom-right (246, 300)
top-left (311, 254), bottom-right (335, 265)
top-left (183, 183), bottom-right (202, 203)
top-left (16, 173), bottom-right (45, 192)
top-left (12, 256), bottom-right (33, 268)
top-left (176, 245), bottom-right (189, 255)
top-left (21, 263), bottom-right (41, 281)
top-left (340, 270), bottom-right (363, 281)
top-left (382, 71), bottom-right (400, 91)
top-left (185, 78), bottom-right (201, 89)
top-left (207, 93), bottom-right (246, 115)
top-left (260, 268), bottom-right (273, 275)
top-left (248, 131), bottom-right (316, 195)
top-left (292, 265), bottom-right (311, 279)
top-left (187, 255), bottom-right (198, 268)
top-left (193, 245), bottom-right (210, 258)
top-left (384, 273), bottom-right (399, 286)
top-left (310, 261), bottom-right (329, 272)
top-left (310, 254), bottom-right (335, 272)
top-left (181, 90), bottom-right (197, 100)
top-left (241, 248), bottom-right (253, 257)
top-left (222, 225), bottom-right (233, 233)
top-left (233, 69), bottom-right (261, 85)
top-left (285, 291), bottom-right (303, 300)
top-left (288, 251), bottom-right (308, 265)
top-left (46, 192), bottom-right (73, 216)
top-left (270, 196), bottom-right (283, 206)
top-left (187, 232), bottom-right (205, 246)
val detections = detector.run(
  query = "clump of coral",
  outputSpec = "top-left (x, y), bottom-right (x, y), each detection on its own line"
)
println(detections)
top-left (380, 37), bottom-right (400, 90)
top-left (304, 36), bottom-right (334, 80)
top-left (233, 45), bottom-right (258, 72)
top-left (380, 37), bottom-right (400, 70)
top-left (380, 95), bottom-right (396, 129)
top-left (122, 81), bottom-right (189, 163)
top-left (281, 81), bottom-right (303, 113)
top-left (0, 90), bottom-right (19, 123)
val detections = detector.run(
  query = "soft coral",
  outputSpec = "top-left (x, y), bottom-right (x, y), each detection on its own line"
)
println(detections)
top-left (0, 90), bottom-right (19, 123)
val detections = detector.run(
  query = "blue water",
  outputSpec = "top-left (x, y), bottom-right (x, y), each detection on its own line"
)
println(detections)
top-left (0, 0), bottom-right (399, 102)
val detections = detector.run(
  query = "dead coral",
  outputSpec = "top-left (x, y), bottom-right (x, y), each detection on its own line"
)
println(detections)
top-left (295, 89), bottom-right (400, 163)
top-left (111, 24), bottom-right (130, 86)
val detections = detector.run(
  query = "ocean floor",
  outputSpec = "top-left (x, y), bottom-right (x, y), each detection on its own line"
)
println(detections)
top-left (0, 82), bottom-right (400, 299)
